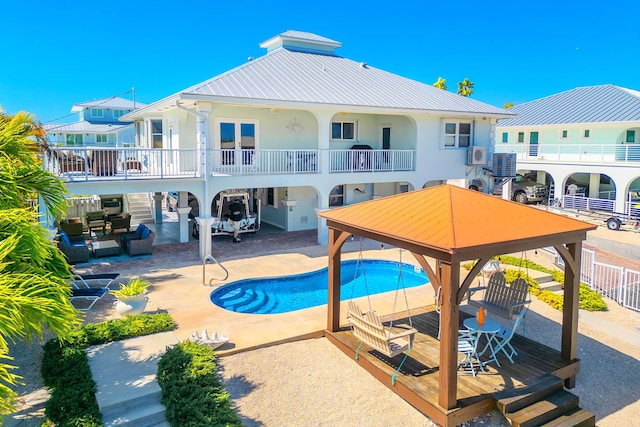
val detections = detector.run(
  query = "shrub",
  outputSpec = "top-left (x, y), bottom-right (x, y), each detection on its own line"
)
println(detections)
top-left (109, 277), bottom-right (150, 299)
top-left (41, 313), bottom-right (175, 426)
top-left (158, 341), bottom-right (242, 426)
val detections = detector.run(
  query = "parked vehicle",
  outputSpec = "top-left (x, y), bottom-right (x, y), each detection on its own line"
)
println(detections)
top-left (192, 191), bottom-right (260, 239)
top-left (469, 174), bottom-right (548, 204)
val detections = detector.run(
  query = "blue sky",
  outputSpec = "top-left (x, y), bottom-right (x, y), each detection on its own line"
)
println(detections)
top-left (1, 0), bottom-right (638, 123)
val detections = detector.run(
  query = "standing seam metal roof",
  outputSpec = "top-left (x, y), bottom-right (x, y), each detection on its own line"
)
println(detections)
top-left (497, 84), bottom-right (640, 126)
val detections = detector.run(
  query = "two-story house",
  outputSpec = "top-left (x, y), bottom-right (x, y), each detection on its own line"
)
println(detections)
top-left (45, 31), bottom-right (513, 256)
top-left (495, 84), bottom-right (640, 214)
top-left (45, 96), bottom-right (145, 147)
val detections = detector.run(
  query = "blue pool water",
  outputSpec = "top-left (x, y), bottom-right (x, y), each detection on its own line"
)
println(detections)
top-left (210, 259), bottom-right (429, 314)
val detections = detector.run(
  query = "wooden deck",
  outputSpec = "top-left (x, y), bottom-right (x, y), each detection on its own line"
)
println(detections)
top-left (325, 305), bottom-right (580, 427)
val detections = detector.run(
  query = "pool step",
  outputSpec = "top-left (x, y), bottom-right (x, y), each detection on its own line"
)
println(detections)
top-left (218, 288), bottom-right (254, 308)
top-left (234, 290), bottom-right (269, 313)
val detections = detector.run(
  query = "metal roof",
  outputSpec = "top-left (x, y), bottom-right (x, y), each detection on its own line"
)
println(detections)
top-left (44, 121), bottom-right (132, 133)
top-left (128, 32), bottom-right (513, 118)
top-left (72, 96), bottom-right (146, 112)
top-left (497, 84), bottom-right (640, 127)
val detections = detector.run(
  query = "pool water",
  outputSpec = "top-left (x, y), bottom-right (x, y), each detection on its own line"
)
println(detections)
top-left (210, 259), bottom-right (429, 314)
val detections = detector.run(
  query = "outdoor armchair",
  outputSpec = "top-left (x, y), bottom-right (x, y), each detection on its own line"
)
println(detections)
top-left (125, 228), bottom-right (155, 256)
top-left (57, 231), bottom-right (89, 264)
top-left (109, 213), bottom-right (131, 233)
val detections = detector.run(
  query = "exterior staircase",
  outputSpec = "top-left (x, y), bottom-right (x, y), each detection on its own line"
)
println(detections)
top-left (494, 374), bottom-right (595, 427)
top-left (125, 193), bottom-right (154, 226)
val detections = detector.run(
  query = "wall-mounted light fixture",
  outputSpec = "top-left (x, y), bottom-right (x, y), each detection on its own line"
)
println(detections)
top-left (353, 188), bottom-right (365, 194)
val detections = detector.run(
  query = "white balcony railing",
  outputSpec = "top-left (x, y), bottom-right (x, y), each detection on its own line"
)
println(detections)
top-left (43, 147), bottom-right (200, 181)
top-left (44, 147), bottom-right (417, 181)
top-left (495, 143), bottom-right (640, 164)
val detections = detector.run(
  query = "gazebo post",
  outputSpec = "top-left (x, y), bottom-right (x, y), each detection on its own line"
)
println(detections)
top-left (327, 228), bottom-right (343, 332)
top-left (438, 260), bottom-right (460, 410)
top-left (561, 241), bottom-right (582, 388)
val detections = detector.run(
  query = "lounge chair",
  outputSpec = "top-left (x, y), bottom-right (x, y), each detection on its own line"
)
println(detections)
top-left (70, 284), bottom-right (109, 310)
top-left (72, 272), bottom-right (120, 290)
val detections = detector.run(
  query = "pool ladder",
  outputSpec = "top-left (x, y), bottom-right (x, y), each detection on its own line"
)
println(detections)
top-left (202, 255), bottom-right (229, 285)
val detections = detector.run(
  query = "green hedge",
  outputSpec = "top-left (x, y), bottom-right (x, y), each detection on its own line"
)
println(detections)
top-left (41, 313), bottom-right (175, 426)
top-left (157, 341), bottom-right (242, 426)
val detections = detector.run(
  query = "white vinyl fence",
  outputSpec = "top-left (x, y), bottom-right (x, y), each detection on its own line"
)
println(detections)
top-left (552, 247), bottom-right (640, 312)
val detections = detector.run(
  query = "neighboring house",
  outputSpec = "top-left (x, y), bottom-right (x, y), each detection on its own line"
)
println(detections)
top-left (44, 30), bottom-right (513, 252)
top-left (495, 84), bottom-right (640, 213)
top-left (44, 97), bottom-right (145, 147)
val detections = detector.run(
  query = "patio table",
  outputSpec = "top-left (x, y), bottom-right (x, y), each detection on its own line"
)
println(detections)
top-left (91, 240), bottom-right (121, 258)
top-left (463, 317), bottom-right (501, 367)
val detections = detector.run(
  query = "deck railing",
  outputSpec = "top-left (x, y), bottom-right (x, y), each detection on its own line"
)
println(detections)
top-left (44, 147), bottom-right (200, 181)
top-left (46, 147), bottom-right (417, 180)
top-left (495, 143), bottom-right (640, 164)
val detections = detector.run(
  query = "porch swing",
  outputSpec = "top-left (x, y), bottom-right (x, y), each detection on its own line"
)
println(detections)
top-left (346, 239), bottom-right (418, 385)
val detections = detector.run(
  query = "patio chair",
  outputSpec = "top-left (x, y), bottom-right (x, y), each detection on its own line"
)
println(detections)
top-left (57, 231), bottom-right (89, 264)
top-left (124, 226), bottom-right (155, 256)
top-left (86, 211), bottom-right (106, 234)
top-left (58, 217), bottom-right (85, 239)
top-left (70, 283), bottom-right (109, 311)
top-left (457, 329), bottom-right (484, 377)
top-left (492, 304), bottom-right (528, 363)
top-left (109, 213), bottom-right (131, 233)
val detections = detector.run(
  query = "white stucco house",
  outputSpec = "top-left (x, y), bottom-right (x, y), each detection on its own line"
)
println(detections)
top-left (44, 97), bottom-right (145, 147)
top-left (495, 84), bottom-right (640, 213)
top-left (44, 30), bottom-right (514, 256)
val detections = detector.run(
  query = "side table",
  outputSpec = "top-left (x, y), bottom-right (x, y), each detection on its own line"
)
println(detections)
top-left (91, 240), bottom-right (121, 258)
top-left (463, 317), bottom-right (501, 367)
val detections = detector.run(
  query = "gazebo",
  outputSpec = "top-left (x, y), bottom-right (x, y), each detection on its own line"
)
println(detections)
top-left (318, 185), bottom-right (596, 426)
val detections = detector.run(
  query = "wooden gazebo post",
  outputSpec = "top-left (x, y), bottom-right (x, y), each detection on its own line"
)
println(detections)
top-left (438, 260), bottom-right (461, 409)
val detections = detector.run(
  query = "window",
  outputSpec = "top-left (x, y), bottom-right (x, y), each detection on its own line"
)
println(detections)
top-left (66, 133), bottom-right (83, 146)
top-left (626, 130), bottom-right (636, 143)
top-left (561, 130), bottom-right (568, 139)
top-left (96, 134), bottom-right (108, 143)
top-left (329, 185), bottom-right (344, 207)
top-left (443, 121), bottom-right (472, 148)
top-left (501, 132), bottom-right (508, 143)
top-left (151, 120), bottom-right (163, 148)
top-left (517, 132), bottom-right (525, 143)
top-left (583, 129), bottom-right (590, 139)
top-left (91, 108), bottom-right (103, 118)
top-left (331, 122), bottom-right (356, 140)
top-left (113, 109), bottom-right (126, 118)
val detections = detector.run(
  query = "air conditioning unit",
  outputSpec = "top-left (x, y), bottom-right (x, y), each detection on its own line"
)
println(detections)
top-left (467, 146), bottom-right (487, 165)
top-left (492, 153), bottom-right (517, 177)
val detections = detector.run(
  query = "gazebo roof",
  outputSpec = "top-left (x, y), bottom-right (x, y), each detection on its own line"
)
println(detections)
top-left (319, 185), bottom-right (596, 261)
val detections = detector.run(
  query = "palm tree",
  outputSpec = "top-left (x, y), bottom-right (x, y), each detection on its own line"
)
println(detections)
top-left (0, 109), bottom-right (81, 416)
top-left (433, 77), bottom-right (447, 90)
top-left (457, 78), bottom-right (474, 97)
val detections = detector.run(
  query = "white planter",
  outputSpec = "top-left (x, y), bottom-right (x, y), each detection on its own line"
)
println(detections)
top-left (115, 294), bottom-right (148, 316)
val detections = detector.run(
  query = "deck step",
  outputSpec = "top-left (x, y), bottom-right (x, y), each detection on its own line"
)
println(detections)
top-left (540, 408), bottom-right (596, 427)
top-left (538, 280), bottom-right (563, 292)
top-left (495, 373), bottom-right (564, 413)
top-left (505, 390), bottom-right (579, 427)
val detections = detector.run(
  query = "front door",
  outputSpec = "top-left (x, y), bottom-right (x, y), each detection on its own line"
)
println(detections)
top-left (529, 131), bottom-right (539, 157)
top-left (219, 121), bottom-right (257, 167)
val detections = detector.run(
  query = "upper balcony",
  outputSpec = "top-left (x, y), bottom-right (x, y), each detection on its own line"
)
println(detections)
top-left (495, 143), bottom-right (640, 164)
top-left (43, 147), bottom-right (415, 182)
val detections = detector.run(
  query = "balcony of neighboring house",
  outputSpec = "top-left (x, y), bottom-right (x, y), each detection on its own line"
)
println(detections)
top-left (43, 146), bottom-right (416, 181)
top-left (495, 143), bottom-right (640, 164)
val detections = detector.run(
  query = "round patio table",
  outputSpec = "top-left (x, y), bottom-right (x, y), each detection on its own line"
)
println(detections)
top-left (463, 317), bottom-right (501, 367)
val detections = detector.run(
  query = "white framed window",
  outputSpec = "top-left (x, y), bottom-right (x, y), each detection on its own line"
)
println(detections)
top-left (215, 118), bottom-right (259, 166)
top-left (66, 133), bottom-right (83, 146)
top-left (560, 130), bottom-right (568, 139)
top-left (331, 121), bottom-right (356, 141)
top-left (266, 188), bottom-right (276, 207)
top-left (91, 108), bottom-right (103, 118)
top-left (113, 109), bottom-right (126, 118)
top-left (96, 134), bottom-right (108, 143)
top-left (517, 132), bottom-right (525, 143)
top-left (582, 129), bottom-right (591, 139)
top-left (151, 119), bottom-right (163, 148)
top-left (329, 185), bottom-right (345, 207)
top-left (443, 121), bottom-right (472, 148)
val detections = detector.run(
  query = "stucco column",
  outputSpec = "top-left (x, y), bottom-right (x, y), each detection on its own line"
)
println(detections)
top-left (195, 216), bottom-right (214, 259)
top-left (588, 173), bottom-right (600, 199)
top-left (152, 193), bottom-right (164, 224)
top-left (176, 207), bottom-right (191, 243)
top-left (315, 188), bottom-right (331, 245)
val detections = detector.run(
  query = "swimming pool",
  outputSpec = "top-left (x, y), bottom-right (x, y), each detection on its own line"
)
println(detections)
top-left (210, 259), bottom-right (429, 314)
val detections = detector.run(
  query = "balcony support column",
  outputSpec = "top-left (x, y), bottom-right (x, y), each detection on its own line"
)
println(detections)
top-left (196, 216), bottom-right (215, 259)
top-left (176, 207), bottom-right (191, 243)
top-left (153, 193), bottom-right (164, 224)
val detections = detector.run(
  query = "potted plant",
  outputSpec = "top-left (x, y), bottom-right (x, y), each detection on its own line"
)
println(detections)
top-left (110, 277), bottom-right (150, 316)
